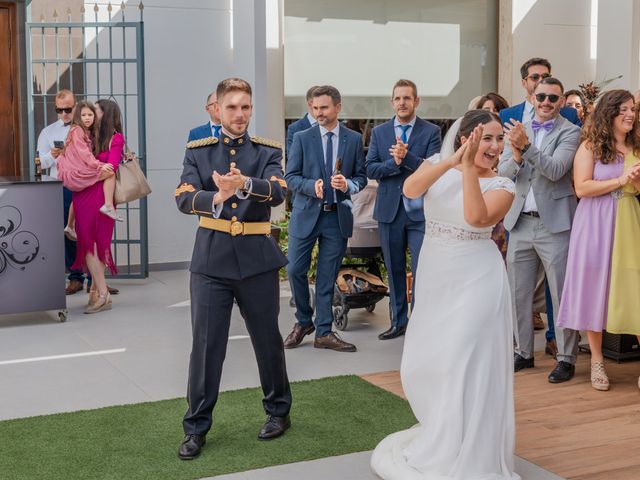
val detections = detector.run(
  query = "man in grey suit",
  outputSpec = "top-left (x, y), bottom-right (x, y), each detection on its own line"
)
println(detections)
top-left (499, 77), bottom-right (581, 383)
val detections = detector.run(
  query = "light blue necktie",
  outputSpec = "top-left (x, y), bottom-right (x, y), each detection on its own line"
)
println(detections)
top-left (398, 124), bottom-right (421, 214)
top-left (324, 132), bottom-right (334, 206)
top-left (212, 125), bottom-right (221, 138)
top-left (399, 124), bottom-right (411, 144)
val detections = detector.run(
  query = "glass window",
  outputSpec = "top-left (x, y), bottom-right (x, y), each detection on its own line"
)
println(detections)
top-left (284, 0), bottom-right (498, 123)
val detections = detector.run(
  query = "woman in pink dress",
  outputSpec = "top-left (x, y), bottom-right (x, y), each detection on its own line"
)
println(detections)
top-left (72, 99), bottom-right (125, 313)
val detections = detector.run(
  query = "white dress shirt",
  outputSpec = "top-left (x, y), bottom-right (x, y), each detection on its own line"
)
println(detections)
top-left (393, 115), bottom-right (417, 143)
top-left (523, 100), bottom-right (535, 123)
top-left (319, 123), bottom-right (357, 198)
top-left (37, 119), bottom-right (71, 178)
top-left (210, 120), bottom-right (221, 137)
top-left (522, 118), bottom-right (554, 213)
top-left (306, 113), bottom-right (317, 127)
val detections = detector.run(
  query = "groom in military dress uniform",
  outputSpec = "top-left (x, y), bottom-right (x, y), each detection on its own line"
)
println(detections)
top-left (175, 78), bottom-right (292, 460)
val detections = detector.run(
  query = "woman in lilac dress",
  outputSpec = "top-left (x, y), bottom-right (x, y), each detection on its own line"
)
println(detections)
top-left (556, 90), bottom-right (640, 391)
top-left (72, 99), bottom-right (125, 313)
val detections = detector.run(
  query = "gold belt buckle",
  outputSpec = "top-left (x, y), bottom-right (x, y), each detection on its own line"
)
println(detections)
top-left (230, 220), bottom-right (244, 236)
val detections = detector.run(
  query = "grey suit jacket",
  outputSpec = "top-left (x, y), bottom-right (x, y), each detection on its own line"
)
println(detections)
top-left (498, 116), bottom-right (581, 234)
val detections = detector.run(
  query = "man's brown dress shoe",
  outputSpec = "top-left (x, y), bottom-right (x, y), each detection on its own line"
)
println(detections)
top-left (314, 332), bottom-right (356, 352)
top-left (545, 339), bottom-right (558, 358)
top-left (283, 323), bottom-right (315, 349)
top-left (533, 312), bottom-right (545, 330)
top-left (65, 279), bottom-right (84, 295)
top-left (87, 284), bottom-right (119, 295)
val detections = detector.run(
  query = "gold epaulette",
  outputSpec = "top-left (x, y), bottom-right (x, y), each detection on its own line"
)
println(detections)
top-left (250, 136), bottom-right (283, 149)
top-left (186, 137), bottom-right (218, 149)
top-left (174, 183), bottom-right (196, 197)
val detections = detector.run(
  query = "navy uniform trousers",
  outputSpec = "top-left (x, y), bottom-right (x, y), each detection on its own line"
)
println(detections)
top-left (184, 269), bottom-right (291, 435)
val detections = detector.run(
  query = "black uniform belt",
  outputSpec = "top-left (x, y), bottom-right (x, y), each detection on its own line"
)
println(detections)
top-left (521, 211), bottom-right (540, 218)
top-left (199, 217), bottom-right (271, 236)
top-left (322, 204), bottom-right (337, 212)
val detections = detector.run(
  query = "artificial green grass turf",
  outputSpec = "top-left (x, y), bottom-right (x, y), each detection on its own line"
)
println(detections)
top-left (0, 375), bottom-right (416, 480)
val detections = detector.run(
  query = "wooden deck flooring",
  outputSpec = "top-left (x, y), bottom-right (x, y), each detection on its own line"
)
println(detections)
top-left (361, 353), bottom-right (640, 480)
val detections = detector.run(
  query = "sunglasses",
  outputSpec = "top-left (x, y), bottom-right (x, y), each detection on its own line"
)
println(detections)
top-left (55, 107), bottom-right (73, 114)
top-left (526, 73), bottom-right (551, 82)
top-left (535, 93), bottom-right (561, 103)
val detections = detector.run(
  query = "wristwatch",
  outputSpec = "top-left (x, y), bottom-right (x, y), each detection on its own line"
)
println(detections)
top-left (241, 177), bottom-right (251, 192)
top-left (521, 142), bottom-right (531, 154)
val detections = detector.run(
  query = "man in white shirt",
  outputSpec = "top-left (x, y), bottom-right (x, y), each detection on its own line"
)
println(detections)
top-left (37, 90), bottom-right (86, 295)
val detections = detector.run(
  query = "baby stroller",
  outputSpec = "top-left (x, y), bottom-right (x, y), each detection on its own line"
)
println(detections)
top-left (333, 181), bottom-right (389, 330)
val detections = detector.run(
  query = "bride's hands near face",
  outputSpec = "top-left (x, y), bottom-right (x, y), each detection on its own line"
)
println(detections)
top-left (462, 124), bottom-right (483, 168)
top-left (448, 142), bottom-right (468, 168)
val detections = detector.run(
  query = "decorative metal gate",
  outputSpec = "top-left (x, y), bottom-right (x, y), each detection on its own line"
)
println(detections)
top-left (25, 2), bottom-right (148, 278)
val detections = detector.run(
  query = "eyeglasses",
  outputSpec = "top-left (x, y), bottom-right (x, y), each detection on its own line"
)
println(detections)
top-left (206, 102), bottom-right (217, 107)
top-left (55, 107), bottom-right (73, 114)
top-left (535, 93), bottom-right (561, 103)
top-left (526, 73), bottom-right (551, 82)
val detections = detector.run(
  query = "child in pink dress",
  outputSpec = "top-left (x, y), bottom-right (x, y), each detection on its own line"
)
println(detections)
top-left (57, 100), bottom-right (122, 235)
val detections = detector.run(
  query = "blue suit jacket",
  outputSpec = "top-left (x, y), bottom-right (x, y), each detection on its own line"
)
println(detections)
top-left (286, 115), bottom-right (313, 156)
top-left (187, 122), bottom-right (214, 142)
top-left (499, 102), bottom-right (581, 127)
top-left (366, 117), bottom-right (442, 223)
top-left (285, 124), bottom-right (368, 239)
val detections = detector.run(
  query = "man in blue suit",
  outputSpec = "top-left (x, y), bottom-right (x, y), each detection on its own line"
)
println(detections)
top-left (284, 85), bottom-right (368, 352)
top-left (286, 86), bottom-right (318, 157)
top-left (187, 91), bottom-right (222, 141)
top-left (366, 79), bottom-right (442, 340)
top-left (499, 57), bottom-right (581, 127)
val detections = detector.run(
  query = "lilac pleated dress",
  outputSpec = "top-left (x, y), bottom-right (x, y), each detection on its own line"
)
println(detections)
top-left (556, 160), bottom-right (623, 332)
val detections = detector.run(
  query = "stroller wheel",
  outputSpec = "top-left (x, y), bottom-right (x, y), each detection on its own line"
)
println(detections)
top-left (365, 303), bottom-right (375, 313)
top-left (333, 306), bottom-right (349, 331)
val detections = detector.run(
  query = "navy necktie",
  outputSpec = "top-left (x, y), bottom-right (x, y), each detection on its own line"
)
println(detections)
top-left (325, 131), bottom-right (334, 206)
top-left (212, 125), bottom-right (221, 138)
top-left (399, 124), bottom-right (411, 144)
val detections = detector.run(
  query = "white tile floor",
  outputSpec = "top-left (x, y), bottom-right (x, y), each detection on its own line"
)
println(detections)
top-left (0, 270), bottom-right (562, 479)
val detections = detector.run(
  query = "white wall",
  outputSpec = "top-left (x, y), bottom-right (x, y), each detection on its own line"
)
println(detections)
top-left (502, 0), bottom-right (640, 104)
top-left (503, 0), bottom-right (596, 104)
top-left (79, 0), bottom-right (284, 267)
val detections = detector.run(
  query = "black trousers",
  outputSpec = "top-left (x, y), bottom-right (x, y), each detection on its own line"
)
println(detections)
top-left (183, 269), bottom-right (292, 435)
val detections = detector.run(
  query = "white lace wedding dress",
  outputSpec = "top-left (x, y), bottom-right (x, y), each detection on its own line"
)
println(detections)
top-left (371, 166), bottom-right (520, 480)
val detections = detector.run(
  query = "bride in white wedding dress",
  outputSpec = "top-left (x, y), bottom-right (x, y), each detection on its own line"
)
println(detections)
top-left (371, 110), bottom-right (520, 480)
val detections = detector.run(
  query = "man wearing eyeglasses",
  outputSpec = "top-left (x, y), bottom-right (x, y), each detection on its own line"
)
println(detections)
top-left (499, 77), bottom-right (581, 385)
top-left (499, 57), bottom-right (581, 127)
top-left (36, 89), bottom-right (86, 295)
top-left (187, 91), bottom-right (222, 141)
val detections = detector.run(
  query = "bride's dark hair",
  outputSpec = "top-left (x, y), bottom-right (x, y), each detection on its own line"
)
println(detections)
top-left (453, 109), bottom-right (502, 150)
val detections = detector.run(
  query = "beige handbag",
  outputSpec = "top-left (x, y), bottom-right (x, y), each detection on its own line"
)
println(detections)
top-left (114, 148), bottom-right (152, 204)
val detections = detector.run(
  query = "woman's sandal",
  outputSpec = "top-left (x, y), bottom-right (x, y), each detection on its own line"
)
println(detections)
top-left (84, 292), bottom-right (112, 314)
top-left (591, 361), bottom-right (610, 391)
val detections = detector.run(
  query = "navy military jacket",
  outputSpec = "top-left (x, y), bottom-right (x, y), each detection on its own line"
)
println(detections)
top-left (175, 132), bottom-right (288, 280)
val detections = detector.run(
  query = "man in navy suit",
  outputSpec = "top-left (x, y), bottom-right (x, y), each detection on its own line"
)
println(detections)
top-left (187, 91), bottom-right (222, 141)
top-left (366, 79), bottom-right (442, 340)
top-left (499, 57), bottom-right (581, 127)
top-left (286, 85), bottom-right (318, 157)
top-left (284, 85), bottom-right (368, 352)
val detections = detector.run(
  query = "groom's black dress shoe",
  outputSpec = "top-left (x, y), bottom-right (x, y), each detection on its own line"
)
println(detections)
top-left (514, 353), bottom-right (534, 372)
top-left (258, 414), bottom-right (291, 440)
top-left (548, 361), bottom-right (575, 383)
top-left (378, 325), bottom-right (406, 340)
top-left (178, 434), bottom-right (206, 460)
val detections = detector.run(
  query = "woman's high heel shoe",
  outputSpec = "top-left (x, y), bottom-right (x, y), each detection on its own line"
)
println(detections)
top-left (591, 361), bottom-right (610, 391)
top-left (84, 292), bottom-right (112, 314)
